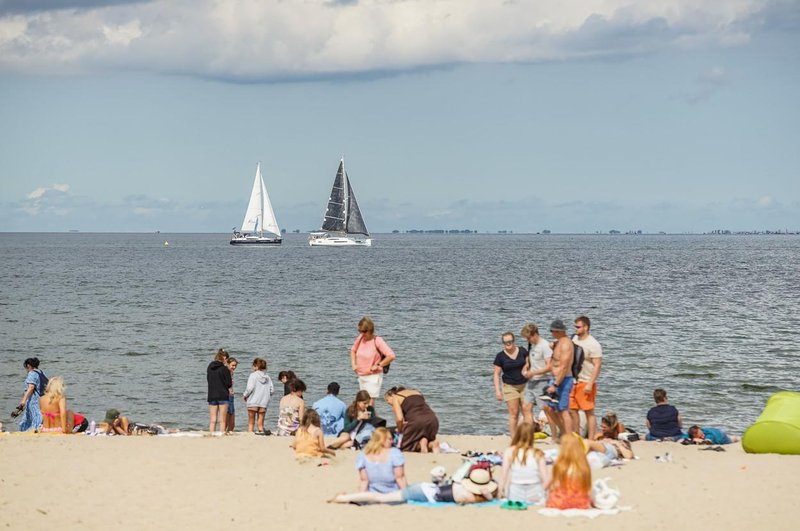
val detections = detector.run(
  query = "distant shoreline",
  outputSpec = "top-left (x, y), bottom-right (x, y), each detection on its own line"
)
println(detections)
top-left (2, 231), bottom-right (799, 236)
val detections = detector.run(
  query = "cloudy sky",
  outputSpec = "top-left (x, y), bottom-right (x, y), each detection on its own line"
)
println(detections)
top-left (1, 0), bottom-right (798, 233)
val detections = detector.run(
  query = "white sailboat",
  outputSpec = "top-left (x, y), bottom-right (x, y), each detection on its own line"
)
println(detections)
top-left (230, 162), bottom-right (282, 245)
top-left (309, 158), bottom-right (372, 247)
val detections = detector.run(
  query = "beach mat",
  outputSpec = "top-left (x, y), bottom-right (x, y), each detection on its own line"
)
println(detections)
top-left (407, 499), bottom-right (503, 508)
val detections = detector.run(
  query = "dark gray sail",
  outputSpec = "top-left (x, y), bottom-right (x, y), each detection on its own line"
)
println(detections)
top-left (320, 161), bottom-right (347, 232)
top-left (345, 176), bottom-right (369, 236)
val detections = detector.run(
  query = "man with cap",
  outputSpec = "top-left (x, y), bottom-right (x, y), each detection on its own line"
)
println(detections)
top-left (541, 319), bottom-right (575, 437)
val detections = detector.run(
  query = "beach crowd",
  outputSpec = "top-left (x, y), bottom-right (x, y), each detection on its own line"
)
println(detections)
top-left (9, 315), bottom-right (738, 510)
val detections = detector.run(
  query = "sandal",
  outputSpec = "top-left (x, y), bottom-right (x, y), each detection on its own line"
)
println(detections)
top-left (500, 500), bottom-right (527, 510)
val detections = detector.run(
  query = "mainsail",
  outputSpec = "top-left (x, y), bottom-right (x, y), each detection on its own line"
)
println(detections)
top-left (241, 162), bottom-right (280, 236)
top-left (319, 159), bottom-right (369, 236)
top-left (321, 161), bottom-right (347, 233)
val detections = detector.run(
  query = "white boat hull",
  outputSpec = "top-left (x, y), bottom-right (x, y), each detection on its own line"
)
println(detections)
top-left (309, 236), bottom-right (372, 247)
top-left (230, 235), bottom-right (282, 245)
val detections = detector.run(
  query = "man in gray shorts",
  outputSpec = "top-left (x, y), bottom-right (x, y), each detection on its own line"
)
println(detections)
top-left (520, 323), bottom-right (557, 437)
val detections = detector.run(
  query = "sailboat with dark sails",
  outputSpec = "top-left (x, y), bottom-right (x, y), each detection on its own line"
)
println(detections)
top-left (309, 158), bottom-right (372, 247)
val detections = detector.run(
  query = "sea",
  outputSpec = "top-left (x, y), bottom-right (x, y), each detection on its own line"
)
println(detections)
top-left (2, 232), bottom-right (798, 436)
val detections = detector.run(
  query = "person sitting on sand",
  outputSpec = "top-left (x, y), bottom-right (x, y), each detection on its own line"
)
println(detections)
top-left (686, 425), bottom-right (739, 445)
top-left (291, 410), bottom-right (335, 459)
top-left (102, 409), bottom-right (130, 435)
top-left (276, 379), bottom-right (306, 436)
top-left (329, 462), bottom-right (498, 505)
top-left (243, 357), bottom-right (274, 434)
top-left (327, 390), bottom-right (375, 450)
top-left (645, 388), bottom-right (684, 441)
top-left (313, 382), bottom-right (347, 437)
top-left (545, 433), bottom-right (592, 509)
top-left (384, 386), bottom-right (440, 453)
top-left (354, 427), bottom-right (407, 493)
top-left (499, 422), bottom-right (549, 504)
top-left (38, 376), bottom-right (79, 434)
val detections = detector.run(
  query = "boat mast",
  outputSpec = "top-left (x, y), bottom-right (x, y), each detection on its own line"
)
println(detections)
top-left (341, 156), bottom-right (348, 234)
top-left (258, 161), bottom-right (264, 238)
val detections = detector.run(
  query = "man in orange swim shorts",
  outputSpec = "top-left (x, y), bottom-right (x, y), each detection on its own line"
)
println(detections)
top-left (569, 316), bottom-right (603, 439)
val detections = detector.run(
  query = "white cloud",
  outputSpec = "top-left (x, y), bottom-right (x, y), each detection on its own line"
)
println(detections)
top-left (757, 195), bottom-right (773, 207)
top-left (26, 183), bottom-right (69, 200)
top-left (0, 0), bottom-right (774, 81)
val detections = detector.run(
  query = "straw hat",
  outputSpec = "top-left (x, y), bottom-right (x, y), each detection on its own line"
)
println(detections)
top-left (459, 466), bottom-right (498, 495)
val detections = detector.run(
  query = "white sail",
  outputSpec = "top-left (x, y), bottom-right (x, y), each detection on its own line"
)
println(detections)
top-left (241, 162), bottom-right (280, 236)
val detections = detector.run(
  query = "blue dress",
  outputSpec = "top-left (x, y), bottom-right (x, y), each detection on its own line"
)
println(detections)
top-left (18, 371), bottom-right (43, 432)
top-left (355, 448), bottom-right (405, 493)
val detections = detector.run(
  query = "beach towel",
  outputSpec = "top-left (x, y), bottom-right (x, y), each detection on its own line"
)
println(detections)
top-left (538, 506), bottom-right (631, 518)
top-left (406, 499), bottom-right (503, 508)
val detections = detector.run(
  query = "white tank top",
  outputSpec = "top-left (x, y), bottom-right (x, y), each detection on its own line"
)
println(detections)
top-left (510, 449), bottom-right (543, 486)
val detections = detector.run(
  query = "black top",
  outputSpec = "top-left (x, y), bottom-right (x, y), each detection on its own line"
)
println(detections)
top-left (207, 361), bottom-right (232, 402)
top-left (646, 404), bottom-right (682, 438)
top-left (493, 347), bottom-right (529, 385)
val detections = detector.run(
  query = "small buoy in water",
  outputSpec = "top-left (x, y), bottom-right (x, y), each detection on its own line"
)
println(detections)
top-left (164, 241), bottom-right (169, 246)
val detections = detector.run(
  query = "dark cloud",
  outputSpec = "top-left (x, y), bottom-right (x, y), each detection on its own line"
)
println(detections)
top-left (0, 0), bottom-right (150, 15)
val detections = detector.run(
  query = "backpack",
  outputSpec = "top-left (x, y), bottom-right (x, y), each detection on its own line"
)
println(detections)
top-left (33, 369), bottom-right (49, 396)
top-left (571, 343), bottom-right (585, 379)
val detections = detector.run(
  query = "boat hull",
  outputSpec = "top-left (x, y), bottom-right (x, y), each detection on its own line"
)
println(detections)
top-left (308, 236), bottom-right (371, 247)
top-left (230, 237), bottom-right (282, 245)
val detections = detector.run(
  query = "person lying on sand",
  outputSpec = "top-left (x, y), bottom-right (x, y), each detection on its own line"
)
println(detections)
top-left (329, 463), bottom-right (497, 505)
top-left (686, 425), bottom-right (739, 445)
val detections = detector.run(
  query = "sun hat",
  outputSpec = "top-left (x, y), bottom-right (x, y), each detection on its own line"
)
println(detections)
top-left (104, 409), bottom-right (121, 422)
top-left (459, 464), bottom-right (498, 495)
top-left (550, 319), bottom-right (567, 332)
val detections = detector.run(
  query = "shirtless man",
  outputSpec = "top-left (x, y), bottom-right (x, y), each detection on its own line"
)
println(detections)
top-left (542, 319), bottom-right (575, 437)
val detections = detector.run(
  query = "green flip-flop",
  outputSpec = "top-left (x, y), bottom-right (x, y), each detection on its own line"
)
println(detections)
top-left (501, 500), bottom-right (527, 510)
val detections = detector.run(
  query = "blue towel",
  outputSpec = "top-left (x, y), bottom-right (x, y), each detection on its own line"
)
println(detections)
top-left (406, 499), bottom-right (503, 508)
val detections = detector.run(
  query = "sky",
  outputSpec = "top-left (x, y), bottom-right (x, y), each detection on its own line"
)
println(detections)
top-left (0, 0), bottom-right (798, 233)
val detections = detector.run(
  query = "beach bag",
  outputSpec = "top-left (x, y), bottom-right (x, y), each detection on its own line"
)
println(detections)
top-left (571, 343), bottom-right (585, 379)
top-left (352, 421), bottom-right (376, 448)
top-left (375, 339), bottom-right (391, 374)
top-left (33, 369), bottom-right (49, 396)
top-left (368, 416), bottom-right (387, 428)
top-left (591, 477), bottom-right (620, 510)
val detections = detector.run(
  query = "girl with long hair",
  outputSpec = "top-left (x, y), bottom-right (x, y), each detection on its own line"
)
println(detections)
top-left (499, 422), bottom-right (549, 504)
top-left (292, 410), bottom-right (335, 458)
top-left (355, 427), bottom-right (407, 493)
top-left (327, 390), bottom-right (374, 450)
top-left (545, 433), bottom-right (592, 509)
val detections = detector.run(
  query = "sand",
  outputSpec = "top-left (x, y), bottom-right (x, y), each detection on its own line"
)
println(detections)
top-left (0, 433), bottom-right (796, 531)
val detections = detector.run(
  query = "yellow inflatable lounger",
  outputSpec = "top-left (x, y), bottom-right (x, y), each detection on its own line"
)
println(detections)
top-left (742, 391), bottom-right (800, 455)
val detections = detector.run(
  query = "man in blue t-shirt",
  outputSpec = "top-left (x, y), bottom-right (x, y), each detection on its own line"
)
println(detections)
top-left (645, 388), bottom-right (684, 441)
top-left (313, 382), bottom-right (347, 436)
top-left (687, 425), bottom-right (739, 445)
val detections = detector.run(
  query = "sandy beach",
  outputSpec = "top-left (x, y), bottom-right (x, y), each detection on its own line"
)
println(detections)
top-left (1, 433), bottom-right (796, 531)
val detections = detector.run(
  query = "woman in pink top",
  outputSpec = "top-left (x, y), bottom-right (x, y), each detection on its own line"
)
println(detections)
top-left (350, 316), bottom-right (396, 405)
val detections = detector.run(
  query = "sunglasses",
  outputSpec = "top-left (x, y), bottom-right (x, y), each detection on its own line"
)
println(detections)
top-left (502, 340), bottom-right (514, 345)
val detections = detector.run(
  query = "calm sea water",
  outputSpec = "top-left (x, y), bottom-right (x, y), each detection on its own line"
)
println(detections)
top-left (1, 233), bottom-right (798, 435)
